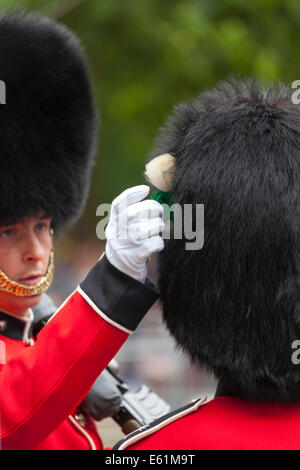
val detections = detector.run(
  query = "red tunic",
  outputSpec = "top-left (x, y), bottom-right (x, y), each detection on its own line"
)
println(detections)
top-left (0, 254), bottom-right (160, 450)
top-left (0, 291), bottom-right (127, 450)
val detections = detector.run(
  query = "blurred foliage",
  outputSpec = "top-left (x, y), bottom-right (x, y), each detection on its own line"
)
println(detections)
top-left (1, 0), bottom-right (300, 238)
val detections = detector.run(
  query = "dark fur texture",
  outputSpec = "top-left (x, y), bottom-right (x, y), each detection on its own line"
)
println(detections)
top-left (152, 76), bottom-right (300, 403)
top-left (0, 10), bottom-right (98, 236)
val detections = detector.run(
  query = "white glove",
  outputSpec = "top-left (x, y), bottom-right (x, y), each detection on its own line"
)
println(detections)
top-left (105, 185), bottom-right (165, 283)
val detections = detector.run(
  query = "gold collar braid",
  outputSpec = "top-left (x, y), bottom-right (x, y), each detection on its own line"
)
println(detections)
top-left (0, 228), bottom-right (54, 297)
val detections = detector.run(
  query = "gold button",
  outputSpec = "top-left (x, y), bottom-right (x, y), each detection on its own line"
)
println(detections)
top-left (75, 412), bottom-right (87, 427)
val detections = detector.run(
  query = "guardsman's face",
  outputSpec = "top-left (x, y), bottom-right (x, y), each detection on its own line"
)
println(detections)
top-left (0, 211), bottom-right (52, 317)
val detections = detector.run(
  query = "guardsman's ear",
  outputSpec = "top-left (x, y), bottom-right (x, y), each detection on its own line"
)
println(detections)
top-left (144, 153), bottom-right (176, 192)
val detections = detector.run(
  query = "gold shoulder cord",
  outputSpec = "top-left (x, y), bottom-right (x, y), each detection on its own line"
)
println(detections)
top-left (0, 228), bottom-right (55, 297)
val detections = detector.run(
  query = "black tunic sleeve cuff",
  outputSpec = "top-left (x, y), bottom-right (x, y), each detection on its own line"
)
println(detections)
top-left (78, 253), bottom-right (160, 333)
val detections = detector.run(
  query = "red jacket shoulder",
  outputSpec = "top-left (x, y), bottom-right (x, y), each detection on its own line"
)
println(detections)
top-left (113, 397), bottom-right (208, 450)
top-left (115, 396), bottom-right (300, 450)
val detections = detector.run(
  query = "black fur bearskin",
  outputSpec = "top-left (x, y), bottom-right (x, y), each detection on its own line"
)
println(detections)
top-left (0, 10), bottom-right (98, 236)
top-left (153, 76), bottom-right (300, 403)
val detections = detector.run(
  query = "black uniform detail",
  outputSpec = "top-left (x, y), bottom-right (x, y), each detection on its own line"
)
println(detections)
top-left (32, 293), bottom-right (58, 339)
top-left (80, 254), bottom-right (160, 331)
top-left (0, 311), bottom-right (33, 342)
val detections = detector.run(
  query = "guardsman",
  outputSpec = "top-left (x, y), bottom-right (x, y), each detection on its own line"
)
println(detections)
top-left (114, 77), bottom-right (300, 450)
top-left (0, 10), bottom-right (164, 450)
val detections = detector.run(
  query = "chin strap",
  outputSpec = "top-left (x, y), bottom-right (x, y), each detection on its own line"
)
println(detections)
top-left (0, 229), bottom-right (54, 297)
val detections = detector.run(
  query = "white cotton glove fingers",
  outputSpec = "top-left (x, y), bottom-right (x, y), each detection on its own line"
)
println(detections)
top-left (125, 199), bottom-right (163, 223)
top-left (128, 218), bottom-right (165, 242)
top-left (138, 218), bottom-right (165, 240)
top-left (107, 199), bottom-right (163, 240)
top-left (110, 185), bottom-right (150, 218)
top-left (106, 186), bottom-right (154, 239)
top-left (105, 184), bottom-right (165, 283)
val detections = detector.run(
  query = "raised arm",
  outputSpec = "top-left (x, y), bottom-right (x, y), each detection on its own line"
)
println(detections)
top-left (0, 185), bottom-right (164, 449)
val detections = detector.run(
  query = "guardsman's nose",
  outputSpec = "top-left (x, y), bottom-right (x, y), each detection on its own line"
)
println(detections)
top-left (22, 231), bottom-right (45, 263)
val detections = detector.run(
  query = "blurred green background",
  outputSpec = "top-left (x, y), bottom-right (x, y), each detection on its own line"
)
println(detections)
top-left (1, 0), bottom-right (299, 239)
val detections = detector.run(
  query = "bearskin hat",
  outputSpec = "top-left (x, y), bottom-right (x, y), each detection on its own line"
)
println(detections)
top-left (0, 10), bottom-right (97, 236)
top-left (149, 76), bottom-right (300, 403)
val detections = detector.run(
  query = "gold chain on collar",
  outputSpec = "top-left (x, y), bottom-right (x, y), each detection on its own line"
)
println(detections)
top-left (0, 228), bottom-right (55, 297)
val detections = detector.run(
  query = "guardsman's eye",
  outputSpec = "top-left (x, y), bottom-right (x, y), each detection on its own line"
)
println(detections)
top-left (0, 228), bottom-right (15, 237)
top-left (36, 222), bottom-right (47, 231)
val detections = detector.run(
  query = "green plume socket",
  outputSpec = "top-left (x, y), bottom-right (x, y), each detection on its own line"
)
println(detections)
top-left (151, 190), bottom-right (173, 221)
